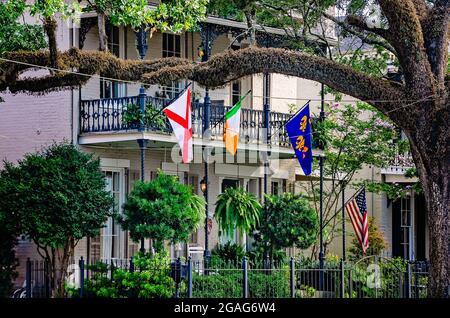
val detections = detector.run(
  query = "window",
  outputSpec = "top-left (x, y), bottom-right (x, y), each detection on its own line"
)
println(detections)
top-left (90, 169), bottom-right (126, 263)
top-left (271, 181), bottom-right (280, 196)
top-left (400, 196), bottom-right (412, 260)
top-left (161, 33), bottom-right (182, 99)
top-left (162, 33), bottom-right (181, 58)
top-left (100, 24), bottom-right (121, 98)
top-left (232, 81), bottom-right (241, 105)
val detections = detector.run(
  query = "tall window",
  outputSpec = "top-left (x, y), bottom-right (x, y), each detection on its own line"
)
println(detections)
top-left (161, 33), bottom-right (182, 99)
top-left (100, 24), bottom-right (121, 99)
top-left (232, 81), bottom-right (241, 105)
top-left (271, 181), bottom-right (280, 196)
top-left (90, 169), bottom-right (125, 263)
top-left (400, 196), bottom-right (412, 260)
top-left (162, 33), bottom-right (181, 57)
top-left (230, 44), bottom-right (242, 106)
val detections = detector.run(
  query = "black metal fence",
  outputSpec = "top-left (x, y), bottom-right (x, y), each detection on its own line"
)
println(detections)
top-left (18, 256), bottom-right (429, 299)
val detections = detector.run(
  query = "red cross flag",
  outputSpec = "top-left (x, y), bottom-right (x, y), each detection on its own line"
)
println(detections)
top-left (163, 88), bottom-right (193, 163)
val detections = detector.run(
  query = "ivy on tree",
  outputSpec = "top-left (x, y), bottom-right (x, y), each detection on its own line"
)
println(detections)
top-left (120, 171), bottom-right (205, 253)
top-left (0, 142), bottom-right (113, 297)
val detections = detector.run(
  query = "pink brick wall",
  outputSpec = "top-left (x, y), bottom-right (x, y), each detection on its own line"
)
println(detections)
top-left (0, 91), bottom-right (74, 168)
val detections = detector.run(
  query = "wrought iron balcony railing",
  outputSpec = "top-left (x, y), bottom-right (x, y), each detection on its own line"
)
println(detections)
top-left (80, 95), bottom-right (291, 148)
top-left (389, 151), bottom-right (415, 168)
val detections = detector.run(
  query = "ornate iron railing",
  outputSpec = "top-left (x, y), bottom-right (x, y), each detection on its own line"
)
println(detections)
top-left (80, 95), bottom-right (291, 148)
top-left (389, 151), bottom-right (415, 168)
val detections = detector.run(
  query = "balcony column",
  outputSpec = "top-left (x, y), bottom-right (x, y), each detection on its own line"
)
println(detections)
top-left (136, 24), bottom-right (148, 253)
top-left (200, 23), bottom-right (214, 261)
top-left (263, 72), bottom-right (271, 197)
top-left (261, 34), bottom-right (272, 199)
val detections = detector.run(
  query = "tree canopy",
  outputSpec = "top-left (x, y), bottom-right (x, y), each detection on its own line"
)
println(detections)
top-left (120, 171), bottom-right (204, 252)
top-left (256, 193), bottom-right (318, 257)
top-left (0, 0), bottom-right (46, 54)
top-left (0, 142), bottom-right (113, 297)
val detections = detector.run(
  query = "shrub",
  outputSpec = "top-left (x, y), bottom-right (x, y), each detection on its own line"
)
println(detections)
top-left (0, 227), bottom-right (18, 297)
top-left (348, 216), bottom-right (387, 261)
top-left (192, 270), bottom-right (290, 298)
top-left (120, 171), bottom-right (204, 252)
top-left (211, 242), bottom-right (246, 265)
top-left (192, 271), bottom-right (242, 298)
top-left (214, 187), bottom-right (262, 238)
top-left (0, 142), bottom-right (113, 297)
top-left (83, 252), bottom-right (176, 298)
top-left (248, 269), bottom-right (290, 298)
top-left (253, 193), bottom-right (318, 262)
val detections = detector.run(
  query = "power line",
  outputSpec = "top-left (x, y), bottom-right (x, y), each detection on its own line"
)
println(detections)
top-left (0, 56), bottom-right (438, 104)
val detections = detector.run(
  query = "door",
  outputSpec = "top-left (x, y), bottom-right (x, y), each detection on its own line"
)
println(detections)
top-left (392, 195), bottom-right (413, 260)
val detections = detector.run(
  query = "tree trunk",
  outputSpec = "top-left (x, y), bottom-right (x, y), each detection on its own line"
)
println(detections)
top-left (424, 169), bottom-right (450, 298)
top-left (407, 99), bottom-right (450, 298)
top-left (97, 12), bottom-right (108, 52)
top-left (43, 17), bottom-right (58, 69)
top-left (244, 11), bottom-right (256, 46)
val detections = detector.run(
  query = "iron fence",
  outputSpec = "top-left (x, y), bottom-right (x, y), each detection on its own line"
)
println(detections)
top-left (79, 95), bottom-right (291, 148)
top-left (19, 256), bottom-right (429, 299)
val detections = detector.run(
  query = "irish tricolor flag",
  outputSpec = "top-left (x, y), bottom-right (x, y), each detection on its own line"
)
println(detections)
top-left (163, 87), bottom-right (193, 163)
top-left (224, 91), bottom-right (251, 155)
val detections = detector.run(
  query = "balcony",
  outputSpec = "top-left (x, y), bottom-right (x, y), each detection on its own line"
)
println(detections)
top-left (381, 150), bottom-right (416, 176)
top-left (79, 95), bottom-right (293, 154)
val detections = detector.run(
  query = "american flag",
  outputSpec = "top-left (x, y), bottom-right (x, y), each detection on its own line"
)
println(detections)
top-left (345, 188), bottom-right (369, 253)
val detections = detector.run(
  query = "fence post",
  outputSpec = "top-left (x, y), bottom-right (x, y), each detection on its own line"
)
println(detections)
top-left (405, 262), bottom-right (411, 298)
top-left (175, 258), bottom-right (181, 298)
top-left (187, 257), bottom-right (193, 298)
top-left (340, 259), bottom-right (345, 298)
top-left (290, 257), bottom-right (295, 298)
top-left (348, 268), bottom-right (353, 298)
top-left (26, 258), bottom-right (31, 298)
top-left (79, 257), bottom-right (85, 298)
top-left (44, 258), bottom-right (50, 298)
top-left (243, 257), bottom-right (248, 298)
top-left (129, 257), bottom-right (134, 273)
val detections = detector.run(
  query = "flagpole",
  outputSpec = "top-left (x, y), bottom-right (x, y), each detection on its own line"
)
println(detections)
top-left (319, 83), bottom-right (325, 289)
top-left (322, 185), bottom-right (365, 230)
top-left (209, 89), bottom-right (252, 131)
top-left (342, 180), bottom-right (346, 261)
top-left (285, 100), bottom-right (311, 124)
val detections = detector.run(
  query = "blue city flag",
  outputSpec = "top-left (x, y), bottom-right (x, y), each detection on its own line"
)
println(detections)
top-left (285, 102), bottom-right (313, 175)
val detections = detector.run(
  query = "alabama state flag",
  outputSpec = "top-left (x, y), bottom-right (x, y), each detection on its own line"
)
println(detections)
top-left (163, 88), bottom-right (193, 163)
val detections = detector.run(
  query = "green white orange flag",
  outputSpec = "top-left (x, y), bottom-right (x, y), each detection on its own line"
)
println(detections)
top-left (223, 91), bottom-right (251, 155)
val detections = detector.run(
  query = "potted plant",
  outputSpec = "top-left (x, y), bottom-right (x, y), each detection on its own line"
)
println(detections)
top-left (122, 103), bottom-right (167, 131)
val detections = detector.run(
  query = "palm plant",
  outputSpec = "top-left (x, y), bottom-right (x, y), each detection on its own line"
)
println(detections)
top-left (214, 187), bottom-right (262, 239)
